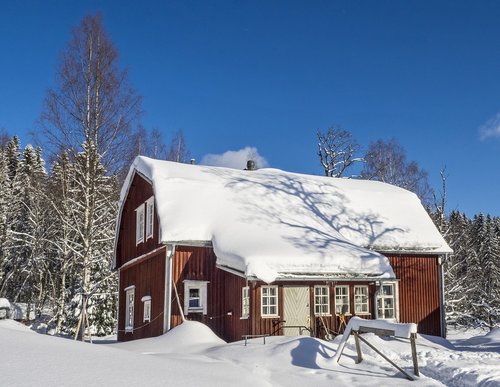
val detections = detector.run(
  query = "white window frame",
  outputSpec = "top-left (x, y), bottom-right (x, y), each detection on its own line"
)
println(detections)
top-left (376, 282), bottom-right (399, 320)
top-left (183, 280), bottom-right (209, 315)
top-left (124, 285), bottom-right (135, 332)
top-left (241, 286), bottom-right (250, 319)
top-left (335, 285), bottom-right (350, 315)
top-left (261, 286), bottom-right (278, 317)
top-left (354, 285), bottom-right (370, 315)
top-left (314, 286), bottom-right (330, 316)
top-left (135, 203), bottom-right (145, 245)
top-left (142, 295), bottom-right (152, 323)
top-left (145, 196), bottom-right (154, 241)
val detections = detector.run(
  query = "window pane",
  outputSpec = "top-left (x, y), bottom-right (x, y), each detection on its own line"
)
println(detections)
top-left (262, 287), bottom-right (278, 316)
top-left (189, 288), bottom-right (200, 307)
top-left (383, 285), bottom-right (393, 295)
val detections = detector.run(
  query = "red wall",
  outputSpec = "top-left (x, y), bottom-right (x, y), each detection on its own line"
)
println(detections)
top-left (170, 246), bottom-right (249, 342)
top-left (387, 254), bottom-right (442, 336)
top-left (116, 173), bottom-right (162, 268)
top-left (118, 248), bottom-right (166, 341)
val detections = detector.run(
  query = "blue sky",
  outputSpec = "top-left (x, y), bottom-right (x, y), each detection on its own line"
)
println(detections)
top-left (1, 1), bottom-right (500, 216)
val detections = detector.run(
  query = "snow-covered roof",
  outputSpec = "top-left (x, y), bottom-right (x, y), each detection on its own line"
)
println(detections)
top-left (115, 157), bottom-right (451, 283)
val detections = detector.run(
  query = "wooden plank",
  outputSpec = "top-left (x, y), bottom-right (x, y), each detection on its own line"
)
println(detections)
top-left (411, 333), bottom-right (419, 377)
top-left (358, 326), bottom-right (395, 336)
top-left (353, 330), bottom-right (363, 364)
top-left (357, 334), bottom-right (415, 381)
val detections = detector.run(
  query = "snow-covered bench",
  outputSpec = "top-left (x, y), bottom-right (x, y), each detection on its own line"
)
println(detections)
top-left (333, 317), bottom-right (419, 381)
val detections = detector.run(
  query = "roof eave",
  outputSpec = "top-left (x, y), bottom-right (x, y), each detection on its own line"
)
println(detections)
top-left (374, 247), bottom-right (453, 255)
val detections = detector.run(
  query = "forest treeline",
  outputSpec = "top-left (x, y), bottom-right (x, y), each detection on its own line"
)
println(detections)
top-left (0, 14), bottom-right (498, 336)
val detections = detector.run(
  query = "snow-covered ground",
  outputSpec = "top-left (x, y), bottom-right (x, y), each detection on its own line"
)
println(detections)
top-left (1, 319), bottom-right (499, 386)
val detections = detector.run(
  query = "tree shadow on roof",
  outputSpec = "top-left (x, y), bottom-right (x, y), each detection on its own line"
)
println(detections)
top-left (207, 168), bottom-right (405, 258)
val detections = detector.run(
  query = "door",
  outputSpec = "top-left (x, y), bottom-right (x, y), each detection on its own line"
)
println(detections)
top-left (283, 286), bottom-right (311, 336)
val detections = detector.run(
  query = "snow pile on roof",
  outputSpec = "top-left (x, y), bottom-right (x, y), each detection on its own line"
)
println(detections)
top-left (118, 157), bottom-right (450, 282)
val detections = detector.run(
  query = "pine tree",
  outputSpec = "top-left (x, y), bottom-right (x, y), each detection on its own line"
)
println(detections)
top-left (477, 215), bottom-right (500, 329)
top-left (0, 145), bottom-right (49, 320)
top-left (444, 211), bottom-right (471, 326)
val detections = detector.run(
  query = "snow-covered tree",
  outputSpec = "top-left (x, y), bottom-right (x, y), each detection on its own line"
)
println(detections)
top-left (0, 145), bottom-right (11, 289)
top-left (317, 126), bottom-right (362, 177)
top-left (37, 14), bottom-right (135, 336)
top-left (0, 145), bottom-right (49, 320)
top-left (45, 152), bottom-right (79, 333)
top-left (65, 147), bottom-right (118, 336)
top-left (443, 211), bottom-right (472, 325)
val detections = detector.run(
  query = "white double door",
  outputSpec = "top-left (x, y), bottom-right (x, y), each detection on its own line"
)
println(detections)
top-left (283, 286), bottom-right (311, 336)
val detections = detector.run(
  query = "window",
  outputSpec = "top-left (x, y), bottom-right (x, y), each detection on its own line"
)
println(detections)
top-left (142, 296), bottom-right (151, 322)
top-left (135, 203), bottom-right (145, 244)
top-left (377, 283), bottom-right (397, 319)
top-left (146, 197), bottom-right (154, 240)
top-left (124, 286), bottom-right (135, 332)
top-left (189, 288), bottom-right (201, 308)
top-left (183, 280), bottom-right (208, 315)
top-left (335, 286), bottom-right (350, 315)
top-left (241, 286), bottom-right (250, 318)
top-left (261, 286), bottom-right (278, 317)
top-left (354, 286), bottom-right (369, 314)
top-left (314, 286), bottom-right (330, 315)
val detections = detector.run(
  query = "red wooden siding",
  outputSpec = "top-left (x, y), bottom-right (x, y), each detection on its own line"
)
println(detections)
top-left (117, 248), bottom-right (166, 341)
top-left (116, 173), bottom-right (161, 268)
top-left (387, 254), bottom-right (442, 336)
top-left (170, 246), bottom-right (248, 342)
top-left (116, 225), bottom-right (443, 341)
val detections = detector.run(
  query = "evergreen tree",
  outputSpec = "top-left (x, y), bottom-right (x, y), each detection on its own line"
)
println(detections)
top-left (444, 211), bottom-right (470, 325)
top-left (0, 145), bottom-right (49, 321)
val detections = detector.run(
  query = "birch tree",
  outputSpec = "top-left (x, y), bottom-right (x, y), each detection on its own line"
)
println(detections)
top-left (39, 14), bottom-right (142, 175)
top-left (317, 126), bottom-right (362, 177)
top-left (39, 14), bottom-right (139, 336)
top-left (166, 130), bottom-right (190, 163)
top-left (361, 138), bottom-right (432, 204)
top-left (0, 145), bottom-right (10, 289)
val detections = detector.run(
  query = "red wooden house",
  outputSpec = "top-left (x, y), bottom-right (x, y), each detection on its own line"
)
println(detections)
top-left (113, 156), bottom-right (452, 342)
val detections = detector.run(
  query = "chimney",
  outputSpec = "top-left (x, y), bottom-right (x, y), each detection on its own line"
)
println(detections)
top-left (190, 158), bottom-right (196, 165)
top-left (245, 160), bottom-right (257, 171)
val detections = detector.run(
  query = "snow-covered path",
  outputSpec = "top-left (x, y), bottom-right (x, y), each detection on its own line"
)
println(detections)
top-left (1, 319), bottom-right (499, 386)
